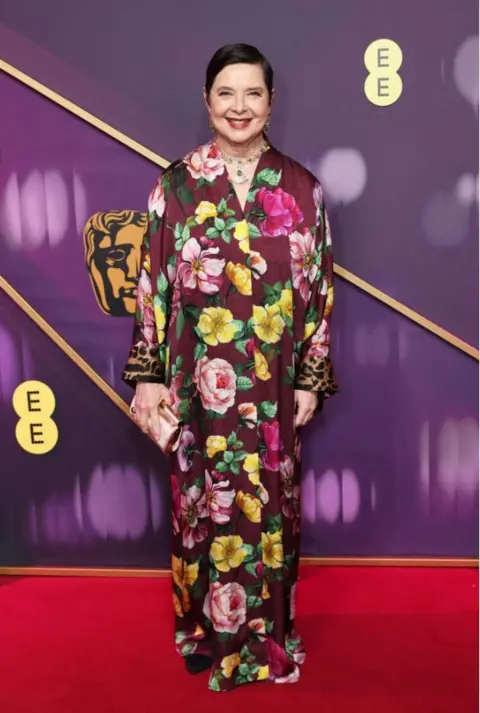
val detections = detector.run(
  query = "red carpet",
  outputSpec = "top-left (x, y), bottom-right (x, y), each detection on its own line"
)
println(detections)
top-left (0, 567), bottom-right (477, 712)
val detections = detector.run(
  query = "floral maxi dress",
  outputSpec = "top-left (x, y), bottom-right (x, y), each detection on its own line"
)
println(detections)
top-left (123, 141), bottom-right (337, 691)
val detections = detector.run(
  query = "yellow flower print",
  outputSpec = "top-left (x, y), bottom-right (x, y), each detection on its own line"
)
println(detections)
top-left (254, 348), bottom-right (271, 381)
top-left (226, 262), bottom-right (252, 296)
top-left (257, 665), bottom-right (270, 681)
top-left (233, 219), bottom-right (250, 253)
top-left (206, 435), bottom-right (228, 459)
top-left (236, 491), bottom-right (262, 523)
top-left (252, 304), bottom-right (285, 344)
top-left (143, 252), bottom-right (151, 275)
top-left (325, 284), bottom-right (334, 318)
top-left (195, 200), bottom-right (218, 224)
top-left (244, 453), bottom-right (260, 486)
top-left (154, 303), bottom-right (166, 344)
top-left (173, 592), bottom-right (184, 618)
top-left (262, 531), bottom-right (284, 569)
top-left (277, 288), bottom-right (293, 320)
top-left (221, 653), bottom-right (241, 679)
top-left (304, 321), bottom-right (316, 340)
top-left (261, 578), bottom-right (271, 600)
top-left (172, 555), bottom-right (199, 612)
top-left (210, 535), bottom-right (246, 573)
top-left (197, 307), bottom-right (237, 346)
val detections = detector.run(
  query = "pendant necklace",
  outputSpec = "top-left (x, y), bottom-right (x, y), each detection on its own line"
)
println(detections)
top-left (219, 141), bottom-right (267, 185)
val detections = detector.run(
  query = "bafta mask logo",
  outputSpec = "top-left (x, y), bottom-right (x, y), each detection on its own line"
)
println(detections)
top-left (84, 210), bottom-right (147, 317)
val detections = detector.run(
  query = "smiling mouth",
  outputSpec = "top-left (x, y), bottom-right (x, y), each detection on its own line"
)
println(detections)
top-left (226, 118), bottom-right (252, 129)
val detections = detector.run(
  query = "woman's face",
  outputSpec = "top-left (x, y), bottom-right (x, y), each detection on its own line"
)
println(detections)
top-left (205, 63), bottom-right (272, 146)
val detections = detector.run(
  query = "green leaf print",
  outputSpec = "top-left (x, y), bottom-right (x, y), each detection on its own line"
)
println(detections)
top-left (227, 431), bottom-right (237, 446)
top-left (157, 272), bottom-right (169, 295)
top-left (194, 343), bottom-right (207, 361)
top-left (214, 217), bottom-right (226, 231)
top-left (178, 184), bottom-right (193, 204)
top-left (236, 376), bottom-right (254, 391)
top-left (245, 561), bottom-right (259, 577)
top-left (209, 677), bottom-right (221, 692)
top-left (174, 222), bottom-right (183, 239)
top-left (176, 309), bottom-right (185, 339)
top-left (235, 338), bottom-right (250, 355)
top-left (247, 596), bottom-right (263, 609)
top-left (217, 197), bottom-right (227, 213)
top-left (255, 168), bottom-right (282, 187)
top-left (246, 189), bottom-right (257, 203)
top-left (223, 451), bottom-right (234, 464)
top-left (266, 514), bottom-right (282, 534)
top-left (230, 461), bottom-right (240, 476)
top-left (218, 632), bottom-right (232, 643)
top-left (150, 217), bottom-right (159, 234)
top-left (225, 207), bottom-right (237, 217)
top-left (205, 409), bottom-right (226, 420)
top-left (232, 440), bottom-right (244, 450)
top-left (239, 663), bottom-right (250, 677)
top-left (231, 320), bottom-right (245, 338)
top-left (221, 229), bottom-right (232, 243)
top-left (233, 450), bottom-right (248, 462)
top-left (205, 227), bottom-right (219, 238)
top-left (246, 223), bottom-right (261, 238)
top-left (259, 401), bottom-right (278, 419)
top-left (234, 363), bottom-right (245, 376)
top-left (226, 217), bottom-right (237, 229)
top-left (241, 544), bottom-right (255, 562)
top-left (182, 224), bottom-right (191, 241)
top-left (210, 568), bottom-right (220, 583)
top-left (186, 215), bottom-right (197, 228)
top-left (172, 165), bottom-right (187, 188)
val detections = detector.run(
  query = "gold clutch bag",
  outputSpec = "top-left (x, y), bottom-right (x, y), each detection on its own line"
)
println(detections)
top-left (130, 397), bottom-right (184, 455)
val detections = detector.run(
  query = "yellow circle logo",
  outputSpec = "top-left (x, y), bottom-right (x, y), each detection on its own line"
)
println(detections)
top-left (364, 39), bottom-right (403, 106)
top-left (12, 381), bottom-right (59, 455)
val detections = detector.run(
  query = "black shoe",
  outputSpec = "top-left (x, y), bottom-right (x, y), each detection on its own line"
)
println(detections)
top-left (185, 653), bottom-right (212, 674)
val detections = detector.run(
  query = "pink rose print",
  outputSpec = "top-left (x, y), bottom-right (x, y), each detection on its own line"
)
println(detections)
top-left (289, 228), bottom-right (318, 302)
top-left (171, 475), bottom-right (181, 535)
top-left (194, 357), bottom-right (236, 415)
top-left (205, 470), bottom-right (235, 524)
top-left (313, 182), bottom-right (322, 211)
top-left (148, 180), bottom-right (166, 218)
top-left (184, 142), bottom-right (225, 182)
top-left (280, 456), bottom-right (301, 533)
top-left (307, 319), bottom-right (330, 358)
top-left (177, 426), bottom-right (195, 472)
top-left (136, 270), bottom-right (155, 345)
top-left (266, 637), bottom-right (292, 678)
top-left (255, 187), bottom-right (303, 237)
top-left (181, 484), bottom-right (208, 549)
top-left (203, 582), bottom-right (247, 634)
top-left (177, 238), bottom-right (225, 294)
top-left (169, 371), bottom-right (185, 413)
top-left (260, 420), bottom-right (283, 472)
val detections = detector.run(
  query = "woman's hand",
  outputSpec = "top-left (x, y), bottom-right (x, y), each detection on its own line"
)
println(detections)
top-left (294, 390), bottom-right (318, 429)
top-left (132, 383), bottom-right (172, 442)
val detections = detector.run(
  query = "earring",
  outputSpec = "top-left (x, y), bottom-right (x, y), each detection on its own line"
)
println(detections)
top-left (265, 117), bottom-right (271, 131)
top-left (208, 118), bottom-right (215, 132)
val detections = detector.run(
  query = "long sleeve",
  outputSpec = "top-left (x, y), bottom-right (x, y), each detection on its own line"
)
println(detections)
top-left (122, 175), bottom-right (171, 388)
top-left (294, 183), bottom-right (338, 398)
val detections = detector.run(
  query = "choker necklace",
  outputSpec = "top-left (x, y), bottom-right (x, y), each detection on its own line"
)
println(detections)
top-left (219, 141), bottom-right (267, 185)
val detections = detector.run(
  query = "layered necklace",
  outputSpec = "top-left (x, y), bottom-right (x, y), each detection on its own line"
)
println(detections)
top-left (219, 140), bottom-right (268, 185)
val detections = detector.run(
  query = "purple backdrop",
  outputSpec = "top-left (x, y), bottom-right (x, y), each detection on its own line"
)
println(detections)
top-left (0, 3), bottom-right (478, 566)
top-left (0, 0), bottom-right (478, 345)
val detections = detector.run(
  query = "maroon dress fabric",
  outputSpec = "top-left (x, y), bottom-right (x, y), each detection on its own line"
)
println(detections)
top-left (123, 140), bottom-right (337, 691)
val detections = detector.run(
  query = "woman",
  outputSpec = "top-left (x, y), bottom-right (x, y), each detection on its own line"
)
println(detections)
top-left (123, 43), bottom-right (337, 692)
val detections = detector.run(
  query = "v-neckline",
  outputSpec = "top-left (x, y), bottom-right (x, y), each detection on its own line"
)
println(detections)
top-left (221, 143), bottom-right (271, 220)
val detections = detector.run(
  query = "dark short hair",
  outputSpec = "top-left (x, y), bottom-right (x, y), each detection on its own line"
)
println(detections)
top-left (205, 43), bottom-right (274, 101)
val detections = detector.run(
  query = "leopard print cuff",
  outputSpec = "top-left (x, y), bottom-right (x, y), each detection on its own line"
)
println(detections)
top-left (295, 355), bottom-right (338, 396)
top-left (122, 343), bottom-right (165, 388)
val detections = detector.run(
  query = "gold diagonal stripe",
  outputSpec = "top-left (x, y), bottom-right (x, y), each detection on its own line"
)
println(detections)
top-left (0, 58), bottom-right (478, 360)
top-left (0, 276), bottom-right (132, 418)
top-left (334, 265), bottom-right (479, 359)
